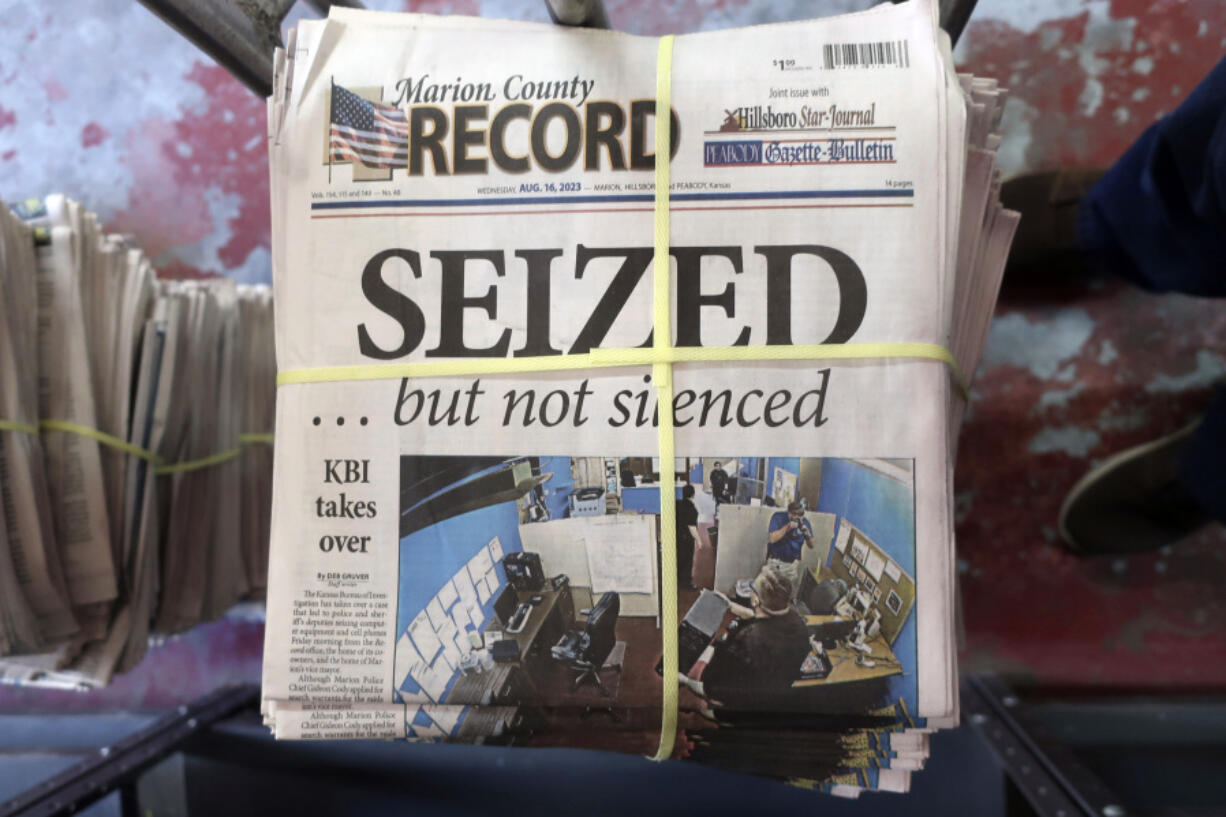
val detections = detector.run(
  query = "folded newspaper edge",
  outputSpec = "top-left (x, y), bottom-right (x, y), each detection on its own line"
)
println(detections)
top-left (0, 196), bottom-right (275, 689)
top-left (262, 0), bottom-right (1018, 790)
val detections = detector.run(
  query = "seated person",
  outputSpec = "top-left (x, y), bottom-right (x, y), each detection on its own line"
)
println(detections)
top-left (678, 565), bottom-right (811, 709)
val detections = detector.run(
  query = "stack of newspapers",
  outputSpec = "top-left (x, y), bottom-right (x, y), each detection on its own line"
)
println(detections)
top-left (263, 0), bottom-right (1017, 794)
top-left (0, 197), bottom-right (275, 689)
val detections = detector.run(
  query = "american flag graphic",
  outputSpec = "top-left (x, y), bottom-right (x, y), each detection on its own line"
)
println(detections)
top-left (329, 84), bottom-right (409, 169)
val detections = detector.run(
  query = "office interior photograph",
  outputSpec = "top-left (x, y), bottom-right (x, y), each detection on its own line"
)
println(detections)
top-left (392, 455), bottom-right (919, 757)
top-left (2, 0), bottom-right (1226, 815)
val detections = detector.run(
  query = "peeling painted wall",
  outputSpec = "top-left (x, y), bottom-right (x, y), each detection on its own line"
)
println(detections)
top-left (958, 0), bottom-right (1226, 175)
top-left (955, 0), bottom-right (1226, 688)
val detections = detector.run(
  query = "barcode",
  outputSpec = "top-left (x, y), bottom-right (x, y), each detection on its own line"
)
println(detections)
top-left (822, 40), bottom-right (910, 69)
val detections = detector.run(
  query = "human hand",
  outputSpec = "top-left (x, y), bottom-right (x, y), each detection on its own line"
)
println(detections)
top-left (677, 673), bottom-right (705, 697)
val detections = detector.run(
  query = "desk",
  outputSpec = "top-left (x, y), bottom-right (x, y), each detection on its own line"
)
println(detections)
top-left (683, 605), bottom-right (901, 689)
top-left (456, 705), bottom-right (520, 742)
top-left (449, 663), bottom-right (522, 705)
top-left (446, 588), bottom-right (572, 706)
top-left (791, 614), bottom-right (901, 687)
top-left (488, 586), bottom-right (573, 666)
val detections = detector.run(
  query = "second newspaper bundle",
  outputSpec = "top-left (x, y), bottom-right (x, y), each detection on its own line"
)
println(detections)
top-left (265, 0), bottom-right (1017, 793)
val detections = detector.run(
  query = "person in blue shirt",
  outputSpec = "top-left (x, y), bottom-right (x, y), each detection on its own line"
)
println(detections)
top-left (766, 501), bottom-right (814, 593)
top-left (1003, 57), bottom-right (1226, 554)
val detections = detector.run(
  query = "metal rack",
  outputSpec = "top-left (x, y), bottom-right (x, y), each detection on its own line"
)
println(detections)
top-left (135, 0), bottom-right (609, 97)
top-left (0, 686), bottom-right (258, 817)
top-left (136, 0), bottom-right (979, 98)
top-left (962, 676), bottom-right (1226, 817)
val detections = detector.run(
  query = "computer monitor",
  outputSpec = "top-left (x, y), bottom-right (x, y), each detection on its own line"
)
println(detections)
top-left (493, 585), bottom-right (519, 626)
top-left (734, 477), bottom-right (763, 505)
top-left (655, 589), bottom-right (730, 676)
top-left (799, 574), bottom-right (847, 616)
top-left (503, 551), bottom-right (545, 591)
top-left (808, 618), bottom-right (857, 647)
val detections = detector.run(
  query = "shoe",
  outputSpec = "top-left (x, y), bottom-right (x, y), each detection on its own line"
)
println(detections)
top-left (1001, 168), bottom-right (1106, 282)
top-left (1059, 421), bottom-right (1211, 555)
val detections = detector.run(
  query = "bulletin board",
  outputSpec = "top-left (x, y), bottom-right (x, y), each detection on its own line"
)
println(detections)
top-left (772, 466), bottom-right (797, 507)
top-left (393, 536), bottom-right (507, 712)
top-left (518, 515), bottom-right (659, 617)
top-left (828, 520), bottom-right (915, 645)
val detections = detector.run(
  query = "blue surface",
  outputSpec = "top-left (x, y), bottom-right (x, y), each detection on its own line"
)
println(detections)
top-left (0, 710), bottom-right (1009, 816)
top-left (816, 459), bottom-right (918, 717)
top-left (396, 499), bottom-right (524, 702)
top-left (736, 457), bottom-right (760, 480)
top-left (183, 718), bottom-right (1005, 817)
top-left (0, 754), bottom-right (120, 816)
top-left (620, 485), bottom-right (682, 513)
top-left (766, 456), bottom-right (802, 502)
top-left (538, 456), bottom-right (574, 520)
top-left (0, 712), bottom-right (157, 816)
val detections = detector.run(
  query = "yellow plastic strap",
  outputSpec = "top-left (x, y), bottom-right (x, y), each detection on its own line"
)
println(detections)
top-left (277, 342), bottom-right (969, 399)
top-left (154, 447), bottom-right (240, 475)
top-left (39, 419), bottom-right (240, 474)
top-left (240, 432), bottom-right (275, 445)
top-left (0, 420), bottom-right (40, 436)
top-left (651, 32), bottom-right (678, 763)
top-left (39, 419), bottom-right (160, 463)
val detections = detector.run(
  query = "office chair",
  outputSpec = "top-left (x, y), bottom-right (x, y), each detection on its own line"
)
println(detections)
top-left (798, 574), bottom-right (848, 616)
top-left (551, 592), bottom-right (621, 696)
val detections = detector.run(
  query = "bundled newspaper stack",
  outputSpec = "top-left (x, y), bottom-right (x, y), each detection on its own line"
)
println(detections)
top-left (263, 0), bottom-right (1017, 794)
top-left (0, 197), bottom-right (275, 689)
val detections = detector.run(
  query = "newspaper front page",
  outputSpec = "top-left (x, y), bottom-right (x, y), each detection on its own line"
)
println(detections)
top-left (266, 0), bottom-right (977, 785)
